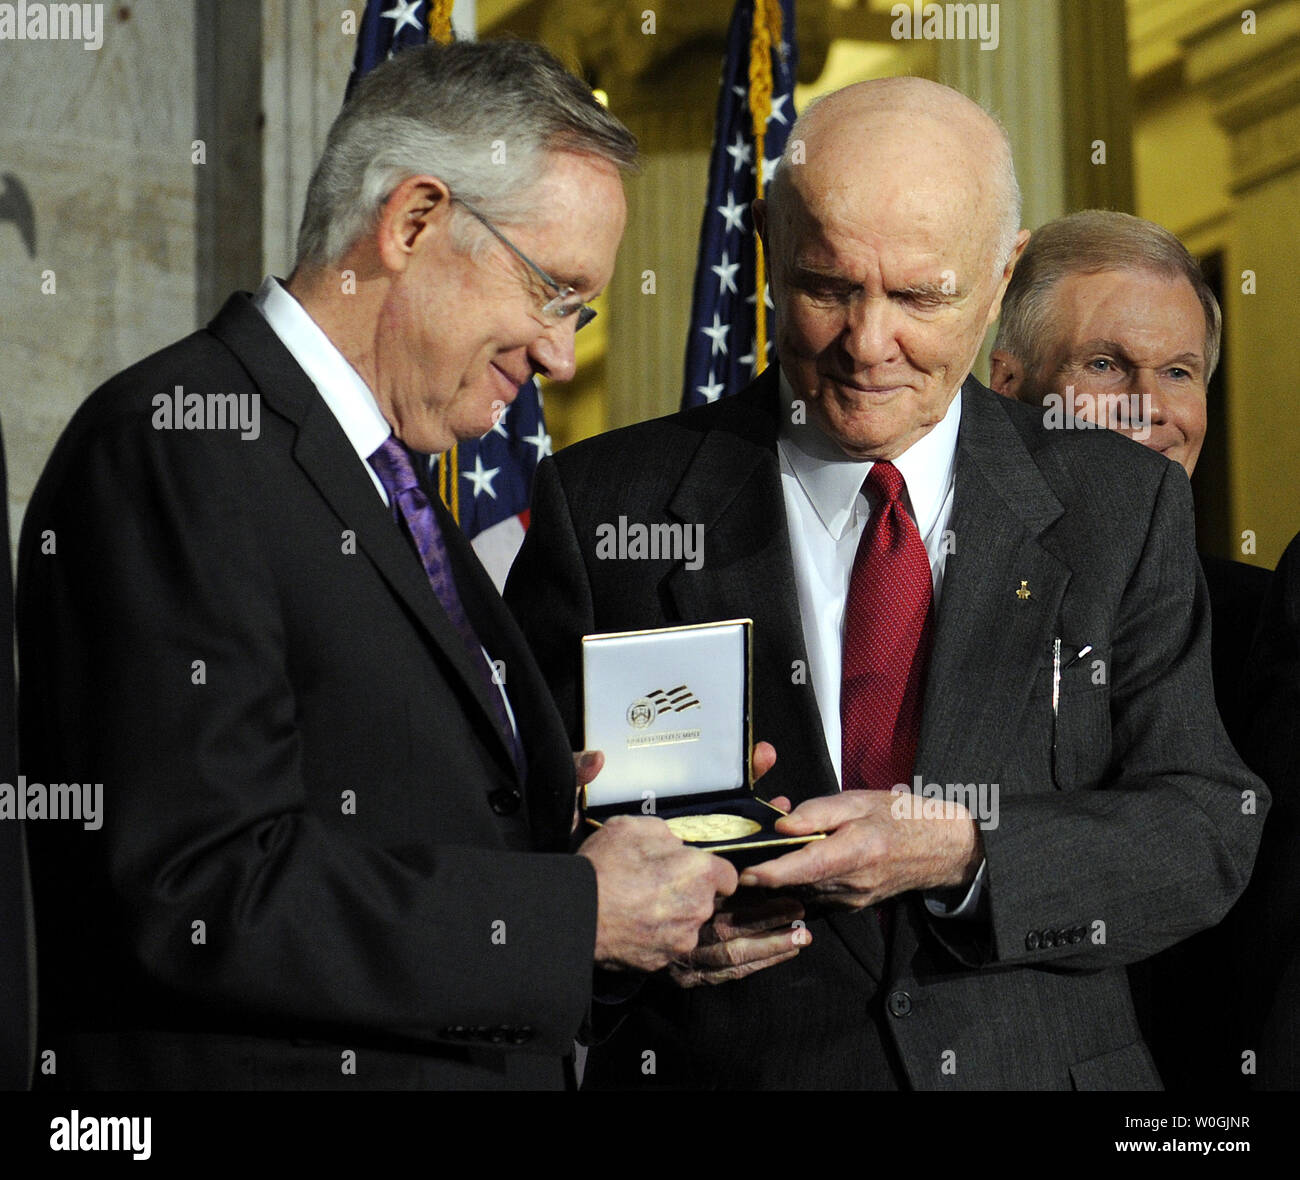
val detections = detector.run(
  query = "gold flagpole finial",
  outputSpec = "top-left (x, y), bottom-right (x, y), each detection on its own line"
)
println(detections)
top-left (748, 0), bottom-right (783, 376)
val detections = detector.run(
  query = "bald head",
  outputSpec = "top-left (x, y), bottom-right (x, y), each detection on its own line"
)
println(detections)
top-left (767, 77), bottom-right (1020, 279)
top-left (755, 76), bottom-right (1029, 462)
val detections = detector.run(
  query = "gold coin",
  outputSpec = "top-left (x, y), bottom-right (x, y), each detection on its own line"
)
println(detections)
top-left (665, 814), bottom-right (762, 843)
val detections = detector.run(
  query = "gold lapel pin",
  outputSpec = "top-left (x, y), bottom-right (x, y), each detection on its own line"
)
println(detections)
top-left (1015, 580), bottom-right (1032, 601)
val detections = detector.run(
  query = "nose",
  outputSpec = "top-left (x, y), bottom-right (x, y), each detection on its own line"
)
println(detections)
top-left (527, 321), bottom-right (577, 384)
top-left (1131, 367), bottom-right (1166, 426)
top-left (841, 296), bottom-right (902, 368)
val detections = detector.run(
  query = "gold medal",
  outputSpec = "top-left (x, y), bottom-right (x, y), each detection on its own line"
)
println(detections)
top-left (665, 814), bottom-right (762, 843)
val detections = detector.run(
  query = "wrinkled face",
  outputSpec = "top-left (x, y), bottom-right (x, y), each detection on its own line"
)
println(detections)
top-left (375, 151), bottom-right (626, 453)
top-left (767, 162), bottom-right (1015, 461)
top-left (1038, 269), bottom-right (1208, 475)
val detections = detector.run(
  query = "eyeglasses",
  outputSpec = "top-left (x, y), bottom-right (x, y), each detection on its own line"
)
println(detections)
top-left (452, 197), bottom-right (597, 332)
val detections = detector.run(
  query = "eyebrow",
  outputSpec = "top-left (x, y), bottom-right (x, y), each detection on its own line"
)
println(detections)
top-left (788, 268), bottom-right (957, 298)
top-left (894, 281), bottom-right (959, 299)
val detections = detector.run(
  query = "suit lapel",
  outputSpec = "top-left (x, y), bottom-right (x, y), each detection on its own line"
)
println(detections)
top-left (913, 380), bottom-right (1070, 781)
top-left (207, 294), bottom-right (525, 783)
top-left (436, 493), bottom-right (578, 847)
top-left (664, 373), bottom-right (839, 808)
top-left (892, 380), bottom-right (1070, 976)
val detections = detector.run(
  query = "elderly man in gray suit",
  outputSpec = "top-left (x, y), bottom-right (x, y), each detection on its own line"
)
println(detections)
top-left (505, 77), bottom-right (1267, 1089)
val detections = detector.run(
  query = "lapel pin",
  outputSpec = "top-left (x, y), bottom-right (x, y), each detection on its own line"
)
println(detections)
top-left (1016, 580), bottom-right (1032, 601)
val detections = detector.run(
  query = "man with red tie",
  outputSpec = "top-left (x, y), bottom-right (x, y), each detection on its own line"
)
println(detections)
top-left (505, 77), bottom-right (1267, 1089)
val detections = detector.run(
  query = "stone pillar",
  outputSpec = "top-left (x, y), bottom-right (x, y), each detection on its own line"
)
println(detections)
top-left (0, 3), bottom-right (199, 546)
top-left (1183, 0), bottom-right (1300, 567)
top-left (937, 0), bottom-right (1133, 378)
top-left (196, 0), bottom-right (263, 322)
top-left (260, 0), bottom-right (354, 279)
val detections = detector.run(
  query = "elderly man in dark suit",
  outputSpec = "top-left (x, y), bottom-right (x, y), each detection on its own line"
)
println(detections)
top-left (505, 77), bottom-right (1267, 1089)
top-left (17, 39), bottom-right (737, 1091)
top-left (988, 210), bottom-right (1273, 1089)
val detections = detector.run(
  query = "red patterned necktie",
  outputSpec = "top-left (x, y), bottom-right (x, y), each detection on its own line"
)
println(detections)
top-left (841, 461), bottom-right (934, 795)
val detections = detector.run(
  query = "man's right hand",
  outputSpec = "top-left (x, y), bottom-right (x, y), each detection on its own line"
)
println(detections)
top-left (579, 815), bottom-right (737, 973)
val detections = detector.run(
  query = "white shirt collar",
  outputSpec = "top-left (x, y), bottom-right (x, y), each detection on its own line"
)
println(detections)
top-left (251, 275), bottom-right (392, 466)
top-left (776, 368), bottom-right (961, 541)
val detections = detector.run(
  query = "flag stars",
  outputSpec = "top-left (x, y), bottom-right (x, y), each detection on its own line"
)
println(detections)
top-left (523, 426), bottom-right (552, 461)
top-left (711, 250), bottom-right (740, 296)
top-left (462, 455), bottom-right (501, 500)
top-left (381, 1), bottom-right (424, 36)
top-left (766, 94), bottom-right (789, 126)
top-left (490, 402), bottom-right (511, 438)
top-left (716, 190), bottom-right (747, 234)
top-left (379, 0), bottom-right (423, 34)
top-left (702, 313), bottom-right (730, 358)
top-left (726, 132), bottom-right (753, 173)
top-left (696, 370), bottom-right (725, 403)
top-left (739, 338), bottom-right (773, 373)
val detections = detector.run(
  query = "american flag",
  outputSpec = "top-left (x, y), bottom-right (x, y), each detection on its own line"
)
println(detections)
top-left (682, 0), bottom-right (798, 409)
top-left (346, 0), bottom-right (551, 591)
top-left (647, 686), bottom-right (702, 715)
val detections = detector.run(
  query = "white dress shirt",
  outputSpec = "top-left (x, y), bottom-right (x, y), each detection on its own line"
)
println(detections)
top-left (251, 275), bottom-right (521, 741)
top-left (775, 370), bottom-right (984, 916)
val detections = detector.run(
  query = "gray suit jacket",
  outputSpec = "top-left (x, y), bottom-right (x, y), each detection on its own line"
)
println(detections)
top-left (505, 370), bottom-right (1268, 1090)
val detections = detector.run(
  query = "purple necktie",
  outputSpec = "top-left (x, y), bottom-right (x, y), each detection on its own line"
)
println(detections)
top-left (368, 436), bottom-right (524, 775)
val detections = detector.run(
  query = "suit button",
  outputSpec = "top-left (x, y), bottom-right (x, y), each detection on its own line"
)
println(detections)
top-left (489, 788), bottom-right (521, 815)
top-left (887, 991), bottom-right (912, 1017)
top-left (1026, 931), bottom-right (1040, 950)
top-left (509, 1028), bottom-right (533, 1045)
top-left (1072, 925), bottom-right (1086, 943)
top-left (488, 1027), bottom-right (507, 1044)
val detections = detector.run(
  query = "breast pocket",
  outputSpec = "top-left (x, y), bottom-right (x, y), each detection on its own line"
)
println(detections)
top-left (1051, 647), bottom-right (1112, 790)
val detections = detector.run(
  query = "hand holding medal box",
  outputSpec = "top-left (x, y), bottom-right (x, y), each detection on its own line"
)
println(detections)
top-left (580, 619), bottom-right (824, 866)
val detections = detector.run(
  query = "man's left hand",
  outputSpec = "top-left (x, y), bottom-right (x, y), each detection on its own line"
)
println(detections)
top-left (737, 790), bottom-right (982, 907)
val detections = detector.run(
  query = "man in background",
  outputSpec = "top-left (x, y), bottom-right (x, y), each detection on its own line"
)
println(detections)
top-left (989, 209), bottom-right (1272, 1089)
top-left (989, 209), bottom-right (1269, 745)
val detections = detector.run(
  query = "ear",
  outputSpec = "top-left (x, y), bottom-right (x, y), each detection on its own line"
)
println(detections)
top-left (986, 227), bottom-right (1032, 327)
top-left (374, 174), bottom-right (454, 274)
top-left (988, 350), bottom-right (1027, 399)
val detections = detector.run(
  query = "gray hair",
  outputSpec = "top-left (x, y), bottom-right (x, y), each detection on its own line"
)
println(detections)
top-left (294, 39), bottom-right (638, 270)
top-left (993, 209), bottom-right (1222, 384)
top-left (766, 88), bottom-right (1022, 280)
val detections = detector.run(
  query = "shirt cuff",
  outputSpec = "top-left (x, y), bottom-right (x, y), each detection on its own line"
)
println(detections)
top-left (925, 858), bottom-right (987, 919)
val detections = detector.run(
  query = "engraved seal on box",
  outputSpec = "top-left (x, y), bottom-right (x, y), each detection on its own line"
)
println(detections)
top-left (627, 698), bottom-right (656, 729)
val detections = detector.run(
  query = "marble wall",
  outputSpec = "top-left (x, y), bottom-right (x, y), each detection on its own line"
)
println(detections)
top-left (0, 0), bottom-right (353, 563)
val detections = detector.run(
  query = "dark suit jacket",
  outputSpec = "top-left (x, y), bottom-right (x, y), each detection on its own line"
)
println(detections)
top-left (1237, 531), bottom-right (1300, 1089)
top-left (1130, 551), bottom-right (1272, 1090)
top-left (0, 417), bottom-right (34, 1090)
top-left (1203, 553), bottom-right (1272, 750)
top-left (17, 293), bottom-right (597, 1090)
top-left (505, 370), bottom-right (1268, 1090)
